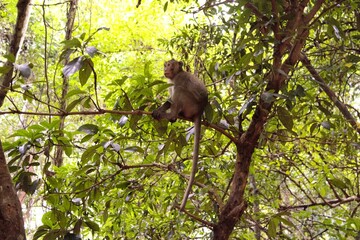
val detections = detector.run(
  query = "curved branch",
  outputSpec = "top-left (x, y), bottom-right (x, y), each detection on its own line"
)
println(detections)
top-left (300, 53), bottom-right (360, 134)
top-left (280, 195), bottom-right (360, 210)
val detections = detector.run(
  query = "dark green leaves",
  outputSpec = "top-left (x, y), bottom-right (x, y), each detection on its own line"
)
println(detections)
top-left (268, 212), bottom-right (295, 238)
top-left (63, 56), bottom-right (94, 86)
top-left (78, 124), bottom-right (99, 134)
top-left (79, 58), bottom-right (94, 86)
top-left (62, 38), bottom-right (82, 49)
top-left (277, 106), bottom-right (293, 131)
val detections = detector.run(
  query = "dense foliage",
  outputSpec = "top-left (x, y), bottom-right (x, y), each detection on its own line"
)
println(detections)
top-left (0, 0), bottom-right (359, 239)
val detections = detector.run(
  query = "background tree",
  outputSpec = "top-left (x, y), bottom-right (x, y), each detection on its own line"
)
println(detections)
top-left (0, 0), bottom-right (359, 239)
top-left (0, 0), bottom-right (31, 238)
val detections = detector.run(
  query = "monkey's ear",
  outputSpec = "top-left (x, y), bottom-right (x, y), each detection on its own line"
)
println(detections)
top-left (179, 61), bottom-right (184, 69)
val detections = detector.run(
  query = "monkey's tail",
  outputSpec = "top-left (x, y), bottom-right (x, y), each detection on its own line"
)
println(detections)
top-left (180, 116), bottom-right (201, 210)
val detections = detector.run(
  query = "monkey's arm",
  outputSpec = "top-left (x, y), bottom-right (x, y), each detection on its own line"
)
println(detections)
top-left (152, 100), bottom-right (172, 120)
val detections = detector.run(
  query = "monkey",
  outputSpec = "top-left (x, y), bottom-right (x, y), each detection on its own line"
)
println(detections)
top-left (152, 59), bottom-right (208, 210)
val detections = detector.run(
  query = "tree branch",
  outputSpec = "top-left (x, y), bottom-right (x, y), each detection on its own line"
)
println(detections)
top-left (300, 53), bottom-right (360, 134)
top-left (280, 195), bottom-right (360, 210)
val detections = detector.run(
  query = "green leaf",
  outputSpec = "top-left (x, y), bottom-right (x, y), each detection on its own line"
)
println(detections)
top-left (78, 124), bottom-right (99, 134)
top-left (4, 53), bottom-right (15, 63)
top-left (175, 134), bottom-right (187, 155)
top-left (41, 211), bottom-right (56, 227)
top-left (65, 89), bottom-right (87, 99)
top-left (153, 120), bottom-right (168, 136)
top-left (125, 146), bottom-right (144, 153)
top-left (33, 225), bottom-right (50, 240)
top-left (239, 52), bottom-right (253, 67)
top-left (66, 98), bottom-right (83, 112)
top-left (85, 220), bottom-right (100, 231)
top-left (329, 177), bottom-right (348, 189)
top-left (47, 177), bottom-right (60, 188)
top-left (268, 218), bottom-right (277, 238)
top-left (79, 58), bottom-right (93, 86)
top-left (10, 129), bottom-right (30, 138)
top-left (43, 230), bottom-right (63, 240)
top-left (64, 146), bottom-right (72, 157)
top-left (81, 145), bottom-right (102, 163)
top-left (28, 124), bottom-right (46, 132)
top-left (0, 65), bottom-right (12, 74)
top-left (277, 106), bottom-right (293, 131)
top-left (295, 84), bottom-right (306, 97)
top-left (130, 115), bottom-right (141, 130)
top-left (81, 134), bottom-right (94, 143)
top-left (277, 216), bottom-right (295, 228)
top-left (346, 54), bottom-right (360, 63)
top-left (61, 38), bottom-right (82, 49)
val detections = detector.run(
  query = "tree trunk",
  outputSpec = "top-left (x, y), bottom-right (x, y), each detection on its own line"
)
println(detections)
top-left (0, 0), bottom-right (33, 107)
top-left (54, 0), bottom-right (78, 166)
top-left (212, 1), bottom-right (326, 238)
top-left (0, 141), bottom-right (26, 240)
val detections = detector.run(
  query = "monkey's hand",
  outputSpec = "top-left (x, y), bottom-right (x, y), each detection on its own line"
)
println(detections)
top-left (152, 109), bottom-right (163, 120)
top-left (152, 100), bottom-right (172, 120)
top-left (168, 116), bottom-right (177, 123)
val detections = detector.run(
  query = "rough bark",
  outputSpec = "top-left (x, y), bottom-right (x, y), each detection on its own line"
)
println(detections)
top-left (54, 0), bottom-right (78, 166)
top-left (0, 141), bottom-right (26, 240)
top-left (213, 1), bottom-right (326, 239)
top-left (0, 0), bottom-right (33, 107)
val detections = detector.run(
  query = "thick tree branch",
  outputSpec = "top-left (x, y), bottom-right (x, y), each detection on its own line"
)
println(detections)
top-left (304, 0), bottom-right (326, 24)
top-left (55, 0), bottom-right (78, 166)
top-left (214, 2), bottom-right (326, 238)
top-left (0, 108), bottom-right (238, 142)
top-left (0, 141), bottom-right (26, 239)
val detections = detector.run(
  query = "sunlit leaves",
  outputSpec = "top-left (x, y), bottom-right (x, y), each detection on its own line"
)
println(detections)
top-left (62, 38), bottom-right (82, 49)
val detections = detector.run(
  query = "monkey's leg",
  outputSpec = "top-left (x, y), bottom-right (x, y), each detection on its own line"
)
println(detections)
top-left (180, 116), bottom-right (201, 210)
top-left (164, 101), bottom-right (182, 123)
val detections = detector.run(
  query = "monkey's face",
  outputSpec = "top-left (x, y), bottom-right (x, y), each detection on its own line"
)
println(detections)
top-left (164, 59), bottom-right (183, 79)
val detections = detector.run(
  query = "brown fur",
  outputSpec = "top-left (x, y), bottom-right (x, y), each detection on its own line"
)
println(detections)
top-left (152, 59), bottom-right (208, 210)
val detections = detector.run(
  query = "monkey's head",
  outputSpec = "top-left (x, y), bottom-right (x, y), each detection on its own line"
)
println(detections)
top-left (164, 59), bottom-right (183, 79)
